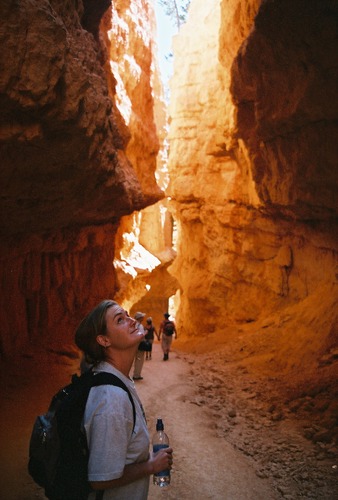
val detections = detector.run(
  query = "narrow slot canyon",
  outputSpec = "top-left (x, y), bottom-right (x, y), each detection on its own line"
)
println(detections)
top-left (0, 0), bottom-right (337, 498)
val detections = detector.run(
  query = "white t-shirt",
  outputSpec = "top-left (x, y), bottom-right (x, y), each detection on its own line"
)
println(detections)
top-left (84, 362), bottom-right (150, 500)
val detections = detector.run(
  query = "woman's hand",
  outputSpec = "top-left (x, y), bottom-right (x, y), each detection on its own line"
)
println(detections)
top-left (90, 447), bottom-right (173, 490)
top-left (149, 446), bottom-right (173, 474)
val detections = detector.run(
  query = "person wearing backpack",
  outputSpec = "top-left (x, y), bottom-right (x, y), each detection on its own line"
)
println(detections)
top-left (158, 312), bottom-right (177, 361)
top-left (75, 300), bottom-right (173, 499)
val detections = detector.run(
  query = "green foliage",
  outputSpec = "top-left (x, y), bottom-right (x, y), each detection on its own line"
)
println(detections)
top-left (158, 0), bottom-right (191, 29)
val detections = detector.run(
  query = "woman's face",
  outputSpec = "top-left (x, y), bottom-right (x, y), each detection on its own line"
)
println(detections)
top-left (103, 304), bottom-right (144, 350)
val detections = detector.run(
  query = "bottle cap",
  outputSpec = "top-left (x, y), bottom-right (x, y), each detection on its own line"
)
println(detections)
top-left (156, 418), bottom-right (164, 431)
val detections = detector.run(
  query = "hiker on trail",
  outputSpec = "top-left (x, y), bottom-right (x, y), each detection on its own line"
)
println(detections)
top-left (144, 317), bottom-right (158, 360)
top-left (158, 312), bottom-right (177, 361)
top-left (132, 311), bottom-right (146, 380)
top-left (75, 300), bottom-right (173, 499)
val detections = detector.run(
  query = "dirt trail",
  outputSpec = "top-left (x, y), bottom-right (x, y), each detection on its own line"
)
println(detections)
top-left (139, 343), bottom-right (277, 499)
top-left (0, 341), bottom-right (336, 499)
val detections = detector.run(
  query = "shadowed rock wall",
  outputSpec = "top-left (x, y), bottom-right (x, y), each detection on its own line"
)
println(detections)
top-left (0, 0), bottom-right (162, 355)
top-left (231, 0), bottom-right (338, 218)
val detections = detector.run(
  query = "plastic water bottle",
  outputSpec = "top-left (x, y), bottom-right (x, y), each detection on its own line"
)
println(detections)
top-left (152, 418), bottom-right (170, 487)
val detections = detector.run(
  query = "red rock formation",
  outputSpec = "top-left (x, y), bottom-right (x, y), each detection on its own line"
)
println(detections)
top-left (0, 0), bottom-right (162, 355)
top-left (1, 0), bottom-right (337, 427)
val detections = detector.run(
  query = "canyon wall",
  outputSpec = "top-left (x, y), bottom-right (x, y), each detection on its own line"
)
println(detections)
top-left (1, 0), bottom-right (337, 386)
top-left (168, 0), bottom-right (337, 387)
top-left (0, 0), bottom-right (163, 355)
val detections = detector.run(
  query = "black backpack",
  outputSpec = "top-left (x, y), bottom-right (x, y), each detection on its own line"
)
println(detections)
top-left (164, 320), bottom-right (175, 336)
top-left (28, 369), bottom-right (136, 500)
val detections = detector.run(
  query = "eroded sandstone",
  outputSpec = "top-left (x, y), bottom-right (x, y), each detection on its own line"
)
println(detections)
top-left (0, 0), bottom-right (163, 352)
top-left (167, 0), bottom-right (337, 442)
top-left (0, 0), bottom-right (337, 453)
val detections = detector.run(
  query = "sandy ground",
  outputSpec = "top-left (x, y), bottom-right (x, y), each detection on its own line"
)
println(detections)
top-left (0, 341), bottom-right (337, 499)
top-left (139, 343), bottom-right (277, 500)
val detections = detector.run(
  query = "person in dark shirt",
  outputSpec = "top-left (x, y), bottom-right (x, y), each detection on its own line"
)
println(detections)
top-left (158, 313), bottom-right (177, 361)
top-left (144, 317), bottom-right (158, 360)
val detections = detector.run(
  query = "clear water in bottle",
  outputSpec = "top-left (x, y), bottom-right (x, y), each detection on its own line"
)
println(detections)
top-left (153, 443), bottom-right (170, 487)
top-left (152, 418), bottom-right (170, 487)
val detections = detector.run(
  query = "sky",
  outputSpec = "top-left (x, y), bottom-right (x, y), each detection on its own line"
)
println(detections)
top-left (153, 2), bottom-right (179, 85)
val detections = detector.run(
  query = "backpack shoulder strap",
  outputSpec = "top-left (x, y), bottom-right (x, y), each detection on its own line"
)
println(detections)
top-left (90, 372), bottom-right (136, 433)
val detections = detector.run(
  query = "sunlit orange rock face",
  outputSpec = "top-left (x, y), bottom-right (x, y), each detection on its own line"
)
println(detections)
top-left (0, 0), bottom-right (162, 353)
top-left (100, 1), bottom-right (177, 329)
top-left (168, 0), bottom-right (337, 398)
